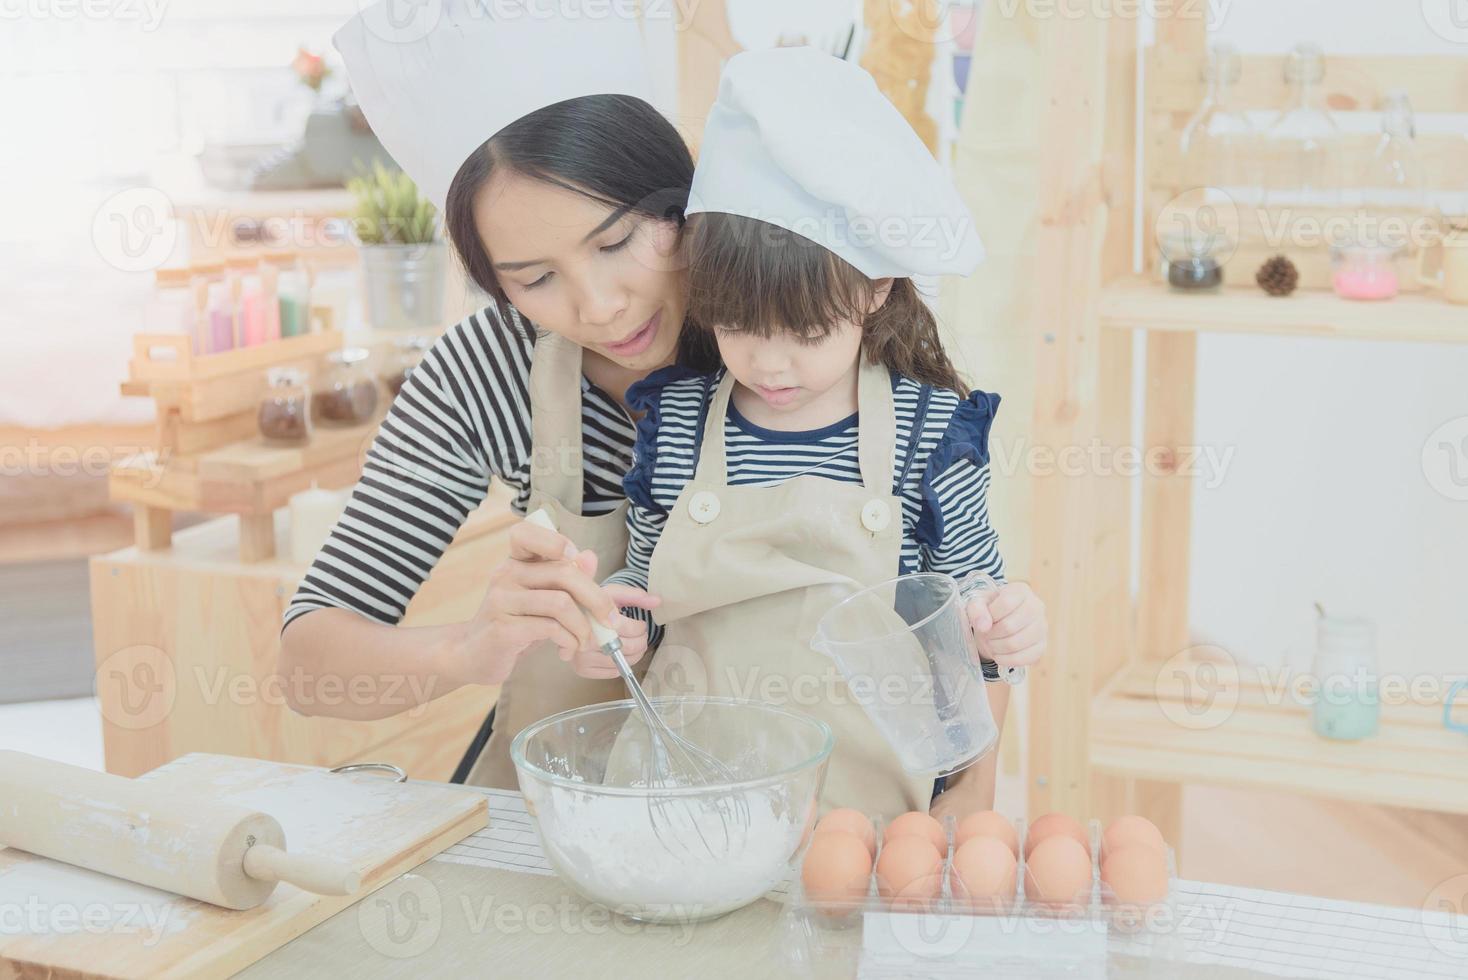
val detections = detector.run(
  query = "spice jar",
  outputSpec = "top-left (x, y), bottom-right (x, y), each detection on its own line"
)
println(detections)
top-left (383, 335), bottom-right (431, 397)
top-left (1330, 243), bottom-right (1399, 301)
top-left (1159, 230), bottom-right (1226, 291)
top-left (317, 347), bottom-right (380, 425)
top-left (258, 368), bottom-right (312, 444)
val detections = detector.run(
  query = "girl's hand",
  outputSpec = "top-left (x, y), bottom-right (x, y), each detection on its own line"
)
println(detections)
top-left (450, 517), bottom-right (660, 686)
top-left (966, 581), bottom-right (1047, 669)
top-left (562, 583), bottom-right (660, 680)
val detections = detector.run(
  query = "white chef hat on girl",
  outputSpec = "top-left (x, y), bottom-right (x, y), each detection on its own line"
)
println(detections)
top-left (334, 0), bottom-right (655, 211)
top-left (687, 47), bottom-right (985, 280)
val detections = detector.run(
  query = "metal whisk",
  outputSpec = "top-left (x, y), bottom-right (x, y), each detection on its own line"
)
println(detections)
top-left (525, 510), bottom-right (750, 858)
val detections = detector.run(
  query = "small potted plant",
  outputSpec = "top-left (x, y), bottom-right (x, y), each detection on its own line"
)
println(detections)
top-left (348, 161), bottom-right (444, 331)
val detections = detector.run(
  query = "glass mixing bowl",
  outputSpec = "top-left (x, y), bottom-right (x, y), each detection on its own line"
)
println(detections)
top-left (512, 697), bottom-right (833, 923)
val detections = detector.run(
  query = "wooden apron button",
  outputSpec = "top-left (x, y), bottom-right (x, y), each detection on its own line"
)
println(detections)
top-left (689, 491), bottom-right (721, 524)
top-left (860, 499), bottom-right (891, 533)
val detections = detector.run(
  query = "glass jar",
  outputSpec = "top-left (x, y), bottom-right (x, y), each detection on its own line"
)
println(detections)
top-left (258, 368), bottom-right (312, 443)
top-left (1160, 229), bottom-right (1227, 291)
top-left (317, 347), bottom-right (380, 425)
top-left (1311, 615), bottom-right (1378, 741)
top-left (1330, 243), bottom-right (1399, 300)
top-left (1263, 43), bottom-right (1343, 208)
top-left (383, 335), bottom-right (431, 397)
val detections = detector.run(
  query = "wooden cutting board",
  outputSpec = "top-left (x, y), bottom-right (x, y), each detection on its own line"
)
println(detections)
top-left (0, 753), bottom-right (487, 979)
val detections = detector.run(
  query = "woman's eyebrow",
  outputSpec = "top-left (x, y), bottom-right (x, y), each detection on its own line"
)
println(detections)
top-left (582, 205), bottom-right (632, 242)
top-left (492, 206), bottom-right (634, 272)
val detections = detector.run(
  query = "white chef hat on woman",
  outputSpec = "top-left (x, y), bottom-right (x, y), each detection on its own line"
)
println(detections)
top-left (687, 47), bottom-right (984, 280)
top-left (334, 0), bottom-right (655, 211)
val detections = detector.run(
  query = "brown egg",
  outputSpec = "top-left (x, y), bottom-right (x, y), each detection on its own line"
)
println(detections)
top-left (1102, 815), bottom-right (1167, 860)
top-left (883, 811), bottom-right (948, 855)
top-left (875, 835), bottom-right (944, 908)
top-left (1024, 812), bottom-right (1090, 859)
top-left (1101, 844), bottom-right (1169, 905)
top-left (801, 831), bottom-right (874, 907)
top-left (816, 808), bottom-right (877, 856)
top-left (950, 836), bottom-right (1018, 906)
top-left (1024, 835), bottom-right (1093, 905)
top-left (956, 810), bottom-right (1020, 857)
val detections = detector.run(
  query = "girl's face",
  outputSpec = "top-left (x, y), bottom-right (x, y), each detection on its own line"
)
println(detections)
top-left (714, 278), bottom-right (892, 421)
top-left (715, 319), bottom-right (864, 417)
top-left (474, 169), bottom-right (687, 371)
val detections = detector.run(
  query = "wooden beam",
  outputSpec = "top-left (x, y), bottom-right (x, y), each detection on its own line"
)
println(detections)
top-left (1025, 7), bottom-right (1117, 822)
top-left (133, 505), bottom-right (173, 552)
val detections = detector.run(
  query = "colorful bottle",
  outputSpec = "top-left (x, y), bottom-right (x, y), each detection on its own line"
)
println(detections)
top-left (206, 279), bottom-right (236, 353)
top-left (275, 254), bottom-right (312, 338)
top-left (238, 271), bottom-right (267, 347)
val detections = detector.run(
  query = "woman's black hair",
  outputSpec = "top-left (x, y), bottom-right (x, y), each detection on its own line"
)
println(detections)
top-left (443, 94), bottom-right (718, 371)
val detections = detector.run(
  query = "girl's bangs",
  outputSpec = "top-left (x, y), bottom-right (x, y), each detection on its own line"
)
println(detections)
top-left (686, 213), bottom-right (874, 339)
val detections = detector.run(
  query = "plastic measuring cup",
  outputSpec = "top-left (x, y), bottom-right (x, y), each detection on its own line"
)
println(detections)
top-left (810, 571), bottom-right (1008, 776)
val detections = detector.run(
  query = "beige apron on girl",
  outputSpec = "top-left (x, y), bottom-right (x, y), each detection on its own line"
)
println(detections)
top-left (640, 360), bottom-right (935, 819)
top-left (464, 331), bottom-right (649, 788)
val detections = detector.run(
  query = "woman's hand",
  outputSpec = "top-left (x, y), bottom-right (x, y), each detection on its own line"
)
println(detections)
top-left (966, 581), bottom-right (1047, 670)
top-left (448, 517), bottom-right (661, 686)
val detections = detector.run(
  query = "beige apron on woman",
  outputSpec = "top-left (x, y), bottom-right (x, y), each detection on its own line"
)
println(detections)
top-left (463, 331), bottom-right (648, 788)
top-left (640, 360), bottom-right (935, 818)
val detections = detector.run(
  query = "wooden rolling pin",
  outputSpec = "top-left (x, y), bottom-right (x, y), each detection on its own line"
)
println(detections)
top-left (0, 751), bottom-right (362, 910)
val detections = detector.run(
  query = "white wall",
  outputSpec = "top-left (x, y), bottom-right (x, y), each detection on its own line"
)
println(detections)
top-left (1177, 4), bottom-right (1468, 678)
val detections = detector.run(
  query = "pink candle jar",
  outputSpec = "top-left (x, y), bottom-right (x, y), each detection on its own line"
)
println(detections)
top-left (1330, 244), bottom-right (1399, 301)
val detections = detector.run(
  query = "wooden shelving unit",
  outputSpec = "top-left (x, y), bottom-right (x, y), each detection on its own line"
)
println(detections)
top-left (1101, 279), bottom-right (1468, 345)
top-left (1014, 10), bottom-right (1468, 850)
top-left (110, 320), bottom-right (425, 562)
top-left (1090, 654), bottom-right (1468, 815)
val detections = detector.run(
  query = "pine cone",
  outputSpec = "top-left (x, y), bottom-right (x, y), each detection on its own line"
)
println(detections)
top-left (1256, 255), bottom-right (1299, 296)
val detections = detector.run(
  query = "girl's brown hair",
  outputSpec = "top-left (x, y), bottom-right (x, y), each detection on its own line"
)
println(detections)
top-left (684, 212), bottom-right (968, 395)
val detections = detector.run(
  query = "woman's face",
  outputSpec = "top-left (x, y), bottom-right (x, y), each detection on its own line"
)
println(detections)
top-left (474, 169), bottom-right (687, 371)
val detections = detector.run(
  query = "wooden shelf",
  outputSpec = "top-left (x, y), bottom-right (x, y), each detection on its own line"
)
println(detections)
top-left (1100, 279), bottom-right (1468, 345)
top-left (1090, 659), bottom-right (1468, 815)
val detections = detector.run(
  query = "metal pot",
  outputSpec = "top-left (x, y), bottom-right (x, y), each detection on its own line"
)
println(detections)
top-left (360, 242), bottom-right (446, 330)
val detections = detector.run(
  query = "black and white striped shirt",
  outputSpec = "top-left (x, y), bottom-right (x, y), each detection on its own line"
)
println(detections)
top-left (283, 305), bottom-right (636, 632)
top-left (604, 367), bottom-right (1006, 660)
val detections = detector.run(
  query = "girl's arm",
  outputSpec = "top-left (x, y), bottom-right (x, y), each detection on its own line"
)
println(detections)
top-left (602, 504), bottom-right (668, 649)
top-left (918, 391), bottom-right (1046, 672)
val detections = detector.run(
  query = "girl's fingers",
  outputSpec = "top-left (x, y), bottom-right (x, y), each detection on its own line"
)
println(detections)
top-left (983, 600), bottom-right (1042, 641)
top-left (603, 584), bottom-right (662, 610)
top-left (966, 596), bottom-right (995, 633)
top-left (984, 620), bottom-right (1047, 662)
top-left (983, 585), bottom-right (1029, 624)
top-left (507, 520), bottom-right (577, 562)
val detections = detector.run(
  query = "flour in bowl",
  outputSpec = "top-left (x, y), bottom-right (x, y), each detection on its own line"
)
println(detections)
top-left (533, 785), bottom-right (808, 921)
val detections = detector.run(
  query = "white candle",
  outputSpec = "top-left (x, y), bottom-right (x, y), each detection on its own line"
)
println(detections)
top-left (289, 483), bottom-right (348, 565)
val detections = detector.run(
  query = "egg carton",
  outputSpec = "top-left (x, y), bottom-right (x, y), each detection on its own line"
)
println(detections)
top-left (779, 813), bottom-right (1186, 978)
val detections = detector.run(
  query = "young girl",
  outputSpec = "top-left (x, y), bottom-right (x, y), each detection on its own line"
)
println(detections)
top-left (603, 48), bottom-right (1047, 818)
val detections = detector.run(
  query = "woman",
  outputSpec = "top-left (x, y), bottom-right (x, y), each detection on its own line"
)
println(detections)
top-left (280, 5), bottom-right (713, 787)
